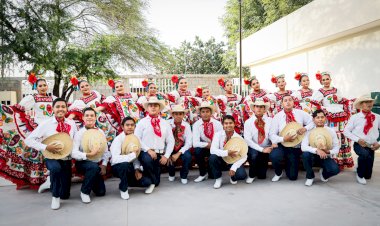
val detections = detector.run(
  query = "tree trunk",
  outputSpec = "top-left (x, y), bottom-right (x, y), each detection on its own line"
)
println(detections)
top-left (52, 70), bottom-right (62, 97)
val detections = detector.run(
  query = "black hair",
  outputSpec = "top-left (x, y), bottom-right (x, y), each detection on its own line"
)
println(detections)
top-left (52, 97), bottom-right (67, 107)
top-left (36, 79), bottom-right (47, 86)
top-left (78, 80), bottom-right (90, 88)
top-left (281, 94), bottom-right (293, 102)
top-left (82, 107), bottom-right (96, 115)
top-left (249, 78), bottom-right (259, 87)
top-left (178, 76), bottom-right (186, 83)
top-left (312, 109), bottom-right (326, 118)
top-left (222, 115), bottom-right (235, 123)
top-left (121, 116), bottom-right (136, 126)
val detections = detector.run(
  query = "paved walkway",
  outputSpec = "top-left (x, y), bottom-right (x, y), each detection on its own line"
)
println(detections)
top-left (1, 156), bottom-right (380, 226)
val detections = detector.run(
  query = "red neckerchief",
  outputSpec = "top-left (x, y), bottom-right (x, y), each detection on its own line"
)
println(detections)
top-left (255, 116), bottom-right (266, 144)
top-left (55, 117), bottom-right (71, 134)
top-left (284, 110), bottom-right (296, 123)
top-left (362, 110), bottom-right (375, 135)
top-left (203, 120), bottom-right (214, 140)
top-left (223, 131), bottom-right (234, 146)
top-left (172, 121), bottom-right (185, 152)
top-left (149, 114), bottom-right (162, 137)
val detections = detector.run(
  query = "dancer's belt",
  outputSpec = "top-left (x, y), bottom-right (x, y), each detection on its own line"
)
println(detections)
top-left (154, 149), bottom-right (165, 154)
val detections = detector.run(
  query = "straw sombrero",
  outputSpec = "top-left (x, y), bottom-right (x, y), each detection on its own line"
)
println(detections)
top-left (81, 129), bottom-right (107, 161)
top-left (169, 105), bottom-right (189, 115)
top-left (309, 127), bottom-right (333, 151)
top-left (353, 94), bottom-right (374, 110)
top-left (280, 122), bottom-right (305, 147)
top-left (42, 133), bottom-right (73, 159)
top-left (249, 99), bottom-right (270, 112)
top-left (196, 101), bottom-right (216, 114)
top-left (121, 134), bottom-right (141, 157)
top-left (223, 137), bottom-right (248, 164)
top-left (143, 96), bottom-right (165, 111)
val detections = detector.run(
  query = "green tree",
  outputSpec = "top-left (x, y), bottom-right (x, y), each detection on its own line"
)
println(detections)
top-left (158, 36), bottom-right (229, 75)
top-left (0, 0), bottom-right (169, 99)
top-left (221, 0), bottom-right (313, 75)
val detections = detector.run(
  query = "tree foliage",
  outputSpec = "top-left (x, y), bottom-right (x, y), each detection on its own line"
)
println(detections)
top-left (0, 0), bottom-right (169, 99)
top-left (158, 36), bottom-right (228, 75)
top-left (221, 0), bottom-right (313, 75)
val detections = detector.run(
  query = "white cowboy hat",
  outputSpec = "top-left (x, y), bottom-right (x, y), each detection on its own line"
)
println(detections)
top-left (81, 129), bottom-right (107, 161)
top-left (249, 99), bottom-right (270, 112)
top-left (143, 96), bottom-right (165, 111)
top-left (353, 94), bottom-right (374, 110)
top-left (42, 133), bottom-right (73, 160)
top-left (196, 101), bottom-right (216, 114)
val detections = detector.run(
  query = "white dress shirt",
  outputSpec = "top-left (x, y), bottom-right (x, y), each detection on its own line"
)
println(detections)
top-left (210, 131), bottom-right (247, 172)
top-left (110, 132), bottom-right (141, 169)
top-left (192, 118), bottom-right (223, 148)
top-left (134, 115), bottom-right (175, 158)
top-left (301, 126), bottom-right (340, 156)
top-left (71, 127), bottom-right (111, 166)
top-left (343, 112), bottom-right (380, 145)
top-left (169, 119), bottom-right (192, 154)
top-left (269, 109), bottom-right (314, 145)
top-left (244, 115), bottom-right (272, 152)
top-left (25, 117), bottom-right (77, 159)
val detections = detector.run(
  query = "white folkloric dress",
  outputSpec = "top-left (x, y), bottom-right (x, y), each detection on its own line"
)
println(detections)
top-left (292, 89), bottom-right (315, 114)
top-left (167, 90), bottom-right (200, 125)
top-left (243, 89), bottom-right (271, 118)
top-left (311, 87), bottom-right (354, 169)
top-left (216, 94), bottom-right (244, 134)
top-left (0, 94), bottom-right (56, 188)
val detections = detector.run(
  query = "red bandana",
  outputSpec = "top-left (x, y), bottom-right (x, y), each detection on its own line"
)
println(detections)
top-left (285, 110), bottom-right (296, 123)
top-left (173, 122), bottom-right (185, 152)
top-left (362, 111), bottom-right (375, 135)
top-left (203, 120), bottom-right (214, 140)
top-left (149, 114), bottom-right (162, 137)
top-left (255, 116), bottom-right (266, 144)
top-left (223, 132), bottom-right (234, 146)
top-left (55, 117), bottom-right (71, 134)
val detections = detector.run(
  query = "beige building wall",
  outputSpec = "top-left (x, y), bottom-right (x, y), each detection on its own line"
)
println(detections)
top-left (239, 0), bottom-right (380, 98)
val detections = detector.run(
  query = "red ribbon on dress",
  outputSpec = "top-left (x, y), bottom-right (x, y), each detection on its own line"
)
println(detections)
top-left (362, 111), bottom-right (375, 135)
top-left (285, 110), bottom-right (296, 123)
top-left (203, 120), bottom-right (214, 140)
top-left (173, 122), bottom-right (185, 152)
top-left (149, 114), bottom-right (162, 137)
top-left (55, 117), bottom-right (71, 134)
top-left (255, 116), bottom-right (266, 144)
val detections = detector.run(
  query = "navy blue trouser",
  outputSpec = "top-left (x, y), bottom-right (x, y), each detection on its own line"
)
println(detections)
top-left (209, 154), bottom-right (247, 181)
top-left (302, 152), bottom-right (340, 179)
top-left (167, 150), bottom-right (192, 179)
top-left (269, 144), bottom-right (302, 180)
top-left (353, 142), bottom-right (375, 179)
top-left (112, 161), bottom-right (152, 192)
top-left (76, 160), bottom-right (106, 196)
top-left (138, 151), bottom-right (163, 186)
top-left (45, 159), bottom-right (72, 199)
top-left (194, 147), bottom-right (211, 177)
top-left (247, 147), bottom-right (269, 179)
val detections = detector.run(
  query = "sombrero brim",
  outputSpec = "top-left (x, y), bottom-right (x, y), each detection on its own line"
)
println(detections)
top-left (196, 105), bottom-right (216, 114)
top-left (279, 122), bottom-right (305, 147)
top-left (81, 129), bottom-right (107, 161)
top-left (249, 101), bottom-right (270, 112)
top-left (309, 127), bottom-right (333, 150)
top-left (121, 134), bottom-right (141, 157)
top-left (353, 97), bottom-right (374, 109)
top-left (222, 137), bottom-right (248, 164)
top-left (42, 133), bottom-right (73, 160)
top-left (143, 100), bottom-right (165, 111)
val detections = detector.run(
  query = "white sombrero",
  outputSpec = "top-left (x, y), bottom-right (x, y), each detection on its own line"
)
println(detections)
top-left (196, 101), bottom-right (216, 114)
top-left (121, 134), bottom-right (141, 157)
top-left (223, 137), bottom-right (248, 164)
top-left (249, 99), bottom-right (270, 112)
top-left (143, 96), bottom-right (165, 111)
top-left (42, 133), bottom-right (73, 160)
top-left (169, 105), bottom-right (189, 115)
top-left (309, 127), bottom-right (333, 151)
top-left (353, 94), bottom-right (374, 110)
top-left (280, 122), bottom-right (305, 147)
top-left (81, 129), bottom-right (107, 161)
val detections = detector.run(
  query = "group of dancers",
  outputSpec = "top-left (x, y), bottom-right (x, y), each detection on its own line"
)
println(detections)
top-left (0, 71), bottom-right (378, 210)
